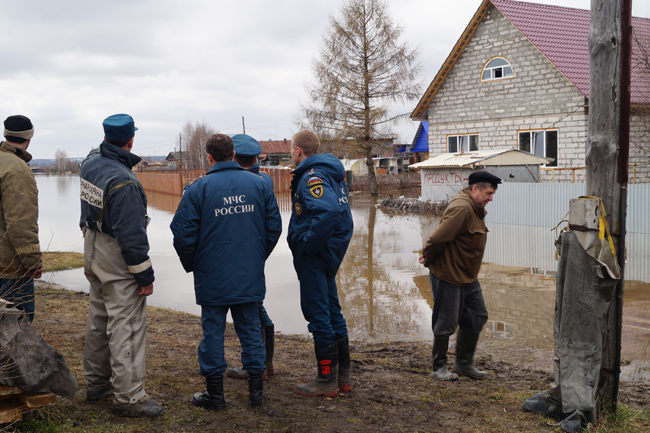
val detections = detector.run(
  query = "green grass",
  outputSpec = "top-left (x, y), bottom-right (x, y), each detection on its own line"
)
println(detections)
top-left (42, 252), bottom-right (84, 272)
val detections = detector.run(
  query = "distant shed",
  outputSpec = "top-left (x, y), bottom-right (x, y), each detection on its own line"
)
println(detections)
top-left (409, 149), bottom-right (551, 201)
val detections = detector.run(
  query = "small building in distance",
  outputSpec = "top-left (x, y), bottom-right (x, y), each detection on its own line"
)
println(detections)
top-left (410, 149), bottom-right (551, 202)
top-left (259, 139), bottom-right (292, 166)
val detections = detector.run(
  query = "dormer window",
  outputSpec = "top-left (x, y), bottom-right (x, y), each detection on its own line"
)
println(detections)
top-left (481, 57), bottom-right (513, 81)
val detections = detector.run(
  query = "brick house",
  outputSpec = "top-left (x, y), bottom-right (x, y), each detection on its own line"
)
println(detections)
top-left (411, 0), bottom-right (650, 183)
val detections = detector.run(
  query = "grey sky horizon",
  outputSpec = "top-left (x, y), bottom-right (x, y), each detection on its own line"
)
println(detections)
top-left (1, 0), bottom-right (647, 159)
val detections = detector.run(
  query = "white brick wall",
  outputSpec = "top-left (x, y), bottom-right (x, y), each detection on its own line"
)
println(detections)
top-left (425, 5), bottom-right (649, 184)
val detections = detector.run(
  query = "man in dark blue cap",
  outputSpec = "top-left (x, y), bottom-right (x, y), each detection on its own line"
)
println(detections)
top-left (226, 134), bottom-right (281, 380)
top-left (420, 170), bottom-right (501, 382)
top-left (0, 115), bottom-right (42, 322)
top-left (171, 134), bottom-right (281, 411)
top-left (80, 114), bottom-right (163, 417)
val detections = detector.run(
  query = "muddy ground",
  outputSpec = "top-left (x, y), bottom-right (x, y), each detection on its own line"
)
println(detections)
top-left (21, 283), bottom-right (650, 432)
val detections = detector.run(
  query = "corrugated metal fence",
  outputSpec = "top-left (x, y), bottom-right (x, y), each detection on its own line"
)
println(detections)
top-left (484, 183), bottom-right (650, 283)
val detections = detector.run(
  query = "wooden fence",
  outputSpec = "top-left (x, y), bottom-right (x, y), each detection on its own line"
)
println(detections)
top-left (135, 168), bottom-right (293, 196)
top-left (136, 168), bottom-right (420, 196)
top-left (349, 173), bottom-right (421, 192)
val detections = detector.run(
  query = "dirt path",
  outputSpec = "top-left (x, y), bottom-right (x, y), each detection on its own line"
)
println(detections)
top-left (26, 283), bottom-right (650, 433)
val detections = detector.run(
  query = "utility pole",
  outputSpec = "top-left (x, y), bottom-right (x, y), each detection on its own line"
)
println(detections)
top-left (587, 0), bottom-right (631, 410)
top-left (242, 116), bottom-right (246, 134)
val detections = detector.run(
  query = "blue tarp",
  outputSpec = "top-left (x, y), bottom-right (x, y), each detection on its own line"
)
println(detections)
top-left (411, 121), bottom-right (429, 152)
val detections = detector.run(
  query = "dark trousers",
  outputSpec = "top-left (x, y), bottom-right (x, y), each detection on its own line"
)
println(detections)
top-left (299, 254), bottom-right (348, 349)
top-left (1, 277), bottom-right (35, 322)
top-left (257, 301), bottom-right (273, 328)
top-left (430, 272), bottom-right (488, 337)
top-left (198, 302), bottom-right (265, 377)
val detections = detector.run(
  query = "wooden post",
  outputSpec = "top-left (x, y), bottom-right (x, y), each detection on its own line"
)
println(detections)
top-left (587, 0), bottom-right (631, 410)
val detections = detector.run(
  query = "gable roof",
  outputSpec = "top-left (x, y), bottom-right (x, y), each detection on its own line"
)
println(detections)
top-left (411, 0), bottom-right (650, 120)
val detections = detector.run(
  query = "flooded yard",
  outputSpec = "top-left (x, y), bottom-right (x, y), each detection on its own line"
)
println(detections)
top-left (38, 175), bottom-right (650, 362)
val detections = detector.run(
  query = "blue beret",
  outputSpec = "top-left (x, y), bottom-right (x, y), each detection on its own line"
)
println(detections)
top-left (468, 171), bottom-right (502, 185)
top-left (103, 114), bottom-right (138, 141)
top-left (232, 134), bottom-right (262, 158)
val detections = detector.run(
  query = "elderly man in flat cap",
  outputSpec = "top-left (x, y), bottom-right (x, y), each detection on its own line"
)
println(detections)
top-left (0, 115), bottom-right (42, 322)
top-left (79, 114), bottom-right (162, 417)
top-left (419, 171), bottom-right (501, 382)
top-left (226, 134), bottom-right (281, 380)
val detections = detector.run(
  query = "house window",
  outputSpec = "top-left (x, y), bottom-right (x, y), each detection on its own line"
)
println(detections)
top-left (481, 57), bottom-right (513, 81)
top-left (448, 134), bottom-right (479, 153)
top-left (519, 130), bottom-right (558, 167)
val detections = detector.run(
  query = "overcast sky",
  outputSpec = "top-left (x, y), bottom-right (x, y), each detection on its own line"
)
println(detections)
top-left (1, 0), bottom-right (648, 160)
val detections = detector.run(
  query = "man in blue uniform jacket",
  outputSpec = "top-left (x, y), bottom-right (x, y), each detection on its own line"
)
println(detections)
top-left (288, 130), bottom-right (354, 397)
top-left (227, 134), bottom-right (280, 379)
top-left (170, 134), bottom-right (281, 411)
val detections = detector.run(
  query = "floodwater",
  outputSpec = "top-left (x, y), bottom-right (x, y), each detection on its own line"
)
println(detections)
top-left (38, 175), bottom-right (650, 361)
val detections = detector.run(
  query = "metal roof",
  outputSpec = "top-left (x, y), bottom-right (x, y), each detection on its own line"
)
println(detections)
top-left (259, 139), bottom-right (291, 154)
top-left (409, 149), bottom-right (552, 169)
top-left (411, 0), bottom-right (650, 120)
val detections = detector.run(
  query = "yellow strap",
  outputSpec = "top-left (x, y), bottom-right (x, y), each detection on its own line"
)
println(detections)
top-left (578, 196), bottom-right (616, 257)
top-left (98, 181), bottom-right (137, 224)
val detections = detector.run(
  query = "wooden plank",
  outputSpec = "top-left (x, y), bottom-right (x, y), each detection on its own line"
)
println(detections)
top-left (0, 385), bottom-right (20, 396)
top-left (0, 400), bottom-right (23, 424)
top-left (17, 392), bottom-right (56, 409)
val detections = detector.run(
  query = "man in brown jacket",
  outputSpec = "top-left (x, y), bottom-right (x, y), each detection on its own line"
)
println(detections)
top-left (0, 115), bottom-right (42, 322)
top-left (420, 171), bottom-right (501, 381)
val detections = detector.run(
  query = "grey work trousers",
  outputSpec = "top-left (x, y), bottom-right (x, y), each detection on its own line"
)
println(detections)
top-left (430, 272), bottom-right (488, 337)
top-left (83, 229), bottom-right (148, 404)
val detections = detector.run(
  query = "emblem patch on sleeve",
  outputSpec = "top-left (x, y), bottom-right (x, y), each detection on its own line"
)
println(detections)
top-left (307, 176), bottom-right (323, 187)
top-left (309, 185), bottom-right (324, 199)
top-left (294, 202), bottom-right (302, 215)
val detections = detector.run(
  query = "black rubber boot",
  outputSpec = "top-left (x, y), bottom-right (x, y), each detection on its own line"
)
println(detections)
top-left (264, 325), bottom-right (275, 375)
top-left (192, 375), bottom-right (226, 411)
top-left (431, 336), bottom-right (459, 381)
top-left (293, 342), bottom-right (339, 397)
top-left (337, 337), bottom-right (351, 392)
top-left (248, 371), bottom-right (265, 408)
top-left (86, 383), bottom-right (115, 401)
top-left (522, 389), bottom-right (566, 420)
top-left (561, 410), bottom-right (588, 433)
top-left (451, 330), bottom-right (489, 380)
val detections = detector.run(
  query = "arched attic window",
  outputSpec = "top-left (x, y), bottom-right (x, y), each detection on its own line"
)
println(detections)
top-left (481, 57), bottom-right (513, 81)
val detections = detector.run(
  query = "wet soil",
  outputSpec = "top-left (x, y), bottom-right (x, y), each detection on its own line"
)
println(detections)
top-left (27, 283), bottom-right (650, 432)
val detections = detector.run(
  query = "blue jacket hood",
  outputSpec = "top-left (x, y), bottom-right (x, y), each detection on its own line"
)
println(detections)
top-left (293, 154), bottom-right (346, 183)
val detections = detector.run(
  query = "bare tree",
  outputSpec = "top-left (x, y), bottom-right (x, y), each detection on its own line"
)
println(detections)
top-left (54, 149), bottom-right (67, 174)
top-left (297, 0), bottom-right (421, 194)
top-left (180, 122), bottom-right (216, 170)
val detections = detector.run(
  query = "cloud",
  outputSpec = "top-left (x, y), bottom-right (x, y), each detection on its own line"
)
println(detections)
top-left (0, 0), bottom-right (646, 158)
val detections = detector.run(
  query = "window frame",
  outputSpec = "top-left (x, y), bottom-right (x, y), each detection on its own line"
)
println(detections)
top-left (480, 57), bottom-right (514, 82)
top-left (447, 133), bottom-right (479, 154)
top-left (518, 129), bottom-right (558, 167)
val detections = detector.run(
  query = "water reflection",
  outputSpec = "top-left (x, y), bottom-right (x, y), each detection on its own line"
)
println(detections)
top-left (36, 175), bottom-right (650, 361)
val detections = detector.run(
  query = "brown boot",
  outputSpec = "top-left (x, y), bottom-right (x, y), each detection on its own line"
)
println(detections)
top-left (294, 343), bottom-right (339, 398)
